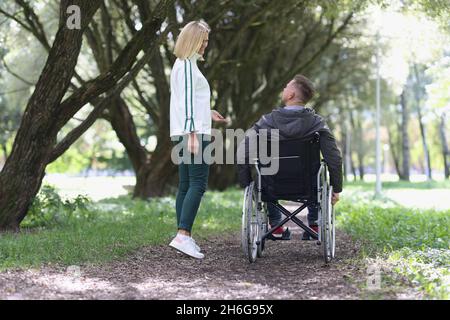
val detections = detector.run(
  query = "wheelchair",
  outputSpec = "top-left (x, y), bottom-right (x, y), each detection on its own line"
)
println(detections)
top-left (241, 132), bottom-right (336, 264)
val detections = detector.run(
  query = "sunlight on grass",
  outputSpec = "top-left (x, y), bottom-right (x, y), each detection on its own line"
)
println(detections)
top-left (1, 180), bottom-right (449, 299)
top-left (387, 248), bottom-right (450, 299)
top-left (0, 188), bottom-right (242, 271)
top-left (338, 182), bottom-right (450, 299)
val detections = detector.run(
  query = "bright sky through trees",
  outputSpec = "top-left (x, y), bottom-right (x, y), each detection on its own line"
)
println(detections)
top-left (365, 4), bottom-right (449, 94)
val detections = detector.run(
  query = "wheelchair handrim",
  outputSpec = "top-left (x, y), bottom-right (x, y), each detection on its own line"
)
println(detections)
top-left (242, 182), bottom-right (259, 262)
top-left (324, 185), bottom-right (334, 262)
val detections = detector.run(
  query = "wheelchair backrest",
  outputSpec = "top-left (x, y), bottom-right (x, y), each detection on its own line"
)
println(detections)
top-left (258, 132), bottom-right (321, 202)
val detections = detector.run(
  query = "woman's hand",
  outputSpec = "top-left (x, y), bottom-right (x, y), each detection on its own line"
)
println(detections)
top-left (211, 110), bottom-right (229, 124)
top-left (187, 132), bottom-right (199, 155)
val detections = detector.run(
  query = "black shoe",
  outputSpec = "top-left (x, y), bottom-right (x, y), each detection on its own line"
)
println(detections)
top-left (302, 232), bottom-right (312, 241)
top-left (302, 225), bottom-right (318, 241)
top-left (281, 227), bottom-right (292, 240)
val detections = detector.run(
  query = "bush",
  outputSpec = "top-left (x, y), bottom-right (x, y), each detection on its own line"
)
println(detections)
top-left (337, 185), bottom-right (450, 299)
top-left (0, 188), bottom-right (242, 270)
top-left (338, 204), bottom-right (449, 251)
top-left (23, 185), bottom-right (94, 229)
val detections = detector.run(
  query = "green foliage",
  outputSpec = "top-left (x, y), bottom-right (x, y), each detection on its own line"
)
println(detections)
top-left (0, 188), bottom-right (242, 270)
top-left (46, 147), bottom-right (91, 174)
top-left (46, 120), bottom-right (132, 174)
top-left (196, 187), bottom-right (243, 234)
top-left (338, 183), bottom-right (450, 299)
top-left (338, 201), bottom-right (449, 250)
top-left (1, 182), bottom-right (448, 298)
top-left (403, 0), bottom-right (450, 27)
top-left (96, 150), bottom-right (133, 173)
top-left (24, 185), bottom-right (93, 229)
top-left (388, 248), bottom-right (450, 299)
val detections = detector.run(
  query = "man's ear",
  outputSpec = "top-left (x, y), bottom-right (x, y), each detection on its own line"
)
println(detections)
top-left (290, 92), bottom-right (296, 100)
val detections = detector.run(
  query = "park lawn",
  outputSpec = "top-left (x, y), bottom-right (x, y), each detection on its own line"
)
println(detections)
top-left (0, 187), bottom-right (243, 271)
top-left (337, 181), bottom-right (450, 299)
top-left (0, 180), bottom-right (448, 300)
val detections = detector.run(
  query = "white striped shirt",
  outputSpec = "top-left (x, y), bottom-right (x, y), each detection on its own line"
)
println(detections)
top-left (170, 53), bottom-right (211, 137)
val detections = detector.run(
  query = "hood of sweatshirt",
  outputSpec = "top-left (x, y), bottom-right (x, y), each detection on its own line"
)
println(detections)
top-left (254, 107), bottom-right (329, 139)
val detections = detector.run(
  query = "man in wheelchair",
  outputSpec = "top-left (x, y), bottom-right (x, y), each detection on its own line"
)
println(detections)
top-left (237, 75), bottom-right (342, 242)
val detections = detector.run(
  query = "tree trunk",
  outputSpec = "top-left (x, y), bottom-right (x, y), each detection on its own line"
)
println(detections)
top-left (354, 116), bottom-right (364, 181)
top-left (84, 1), bottom-right (175, 199)
top-left (357, 152), bottom-right (364, 181)
top-left (0, 2), bottom-right (101, 231)
top-left (0, 1), bottom-right (171, 230)
top-left (108, 97), bottom-right (148, 174)
top-left (208, 134), bottom-right (240, 190)
top-left (413, 64), bottom-right (432, 181)
top-left (209, 164), bottom-right (239, 191)
top-left (133, 137), bottom-right (177, 198)
top-left (387, 126), bottom-right (403, 179)
top-left (342, 131), bottom-right (347, 182)
top-left (400, 91), bottom-right (410, 181)
top-left (344, 122), bottom-right (352, 182)
top-left (115, 0), bottom-right (183, 198)
top-left (439, 112), bottom-right (449, 179)
top-left (350, 155), bottom-right (357, 180)
top-left (417, 107), bottom-right (432, 181)
top-left (132, 44), bottom-right (176, 198)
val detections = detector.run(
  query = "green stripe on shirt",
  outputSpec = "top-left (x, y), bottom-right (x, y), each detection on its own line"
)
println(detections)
top-left (189, 60), bottom-right (195, 132)
top-left (184, 60), bottom-right (189, 132)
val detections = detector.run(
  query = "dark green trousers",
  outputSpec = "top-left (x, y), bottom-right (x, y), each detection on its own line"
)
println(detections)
top-left (173, 134), bottom-right (211, 232)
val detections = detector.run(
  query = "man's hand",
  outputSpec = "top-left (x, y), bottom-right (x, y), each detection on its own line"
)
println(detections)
top-left (187, 132), bottom-right (199, 155)
top-left (331, 192), bottom-right (340, 205)
top-left (211, 110), bottom-right (229, 124)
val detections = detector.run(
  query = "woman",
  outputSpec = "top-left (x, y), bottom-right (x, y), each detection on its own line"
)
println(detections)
top-left (169, 21), bottom-right (228, 259)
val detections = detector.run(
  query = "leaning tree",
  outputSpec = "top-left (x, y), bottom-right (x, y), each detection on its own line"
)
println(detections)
top-left (0, 0), bottom-right (173, 231)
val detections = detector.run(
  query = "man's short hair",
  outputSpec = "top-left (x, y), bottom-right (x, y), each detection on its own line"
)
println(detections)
top-left (293, 75), bottom-right (316, 103)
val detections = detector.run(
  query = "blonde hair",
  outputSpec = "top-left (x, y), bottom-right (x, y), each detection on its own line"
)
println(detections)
top-left (174, 21), bottom-right (210, 60)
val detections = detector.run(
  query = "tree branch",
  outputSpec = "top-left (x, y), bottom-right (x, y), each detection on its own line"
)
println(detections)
top-left (257, 12), bottom-right (355, 105)
top-left (1, 57), bottom-right (34, 85)
top-left (131, 79), bottom-right (160, 122)
top-left (54, 0), bottom-right (173, 131)
top-left (14, 0), bottom-right (51, 50)
top-left (0, 8), bottom-right (32, 34)
top-left (48, 37), bottom-right (161, 164)
top-left (1, 1), bottom-right (86, 87)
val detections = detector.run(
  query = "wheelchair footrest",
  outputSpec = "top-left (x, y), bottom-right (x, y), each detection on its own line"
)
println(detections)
top-left (267, 227), bottom-right (292, 241)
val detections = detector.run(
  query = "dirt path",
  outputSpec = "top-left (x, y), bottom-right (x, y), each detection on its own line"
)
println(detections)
top-left (0, 207), bottom-right (371, 300)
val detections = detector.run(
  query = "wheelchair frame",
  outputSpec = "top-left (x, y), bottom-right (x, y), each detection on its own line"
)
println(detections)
top-left (241, 136), bottom-right (336, 264)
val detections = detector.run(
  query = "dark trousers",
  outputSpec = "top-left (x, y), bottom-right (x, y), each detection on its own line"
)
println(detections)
top-left (173, 135), bottom-right (210, 232)
top-left (267, 201), bottom-right (319, 227)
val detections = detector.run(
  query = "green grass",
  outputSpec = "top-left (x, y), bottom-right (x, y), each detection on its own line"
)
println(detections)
top-left (0, 188), bottom-right (243, 271)
top-left (337, 183), bottom-right (450, 299)
top-left (1, 180), bottom-right (448, 299)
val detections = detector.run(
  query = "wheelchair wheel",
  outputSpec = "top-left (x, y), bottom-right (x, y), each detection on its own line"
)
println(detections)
top-left (322, 185), bottom-right (335, 263)
top-left (329, 186), bottom-right (336, 259)
top-left (241, 182), bottom-right (260, 263)
top-left (257, 203), bottom-right (268, 258)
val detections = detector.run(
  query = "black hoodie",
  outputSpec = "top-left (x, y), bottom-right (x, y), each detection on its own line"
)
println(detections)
top-left (237, 107), bottom-right (343, 193)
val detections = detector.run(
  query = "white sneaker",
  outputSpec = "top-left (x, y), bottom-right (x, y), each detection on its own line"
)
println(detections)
top-left (169, 235), bottom-right (204, 259)
top-left (191, 237), bottom-right (201, 252)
